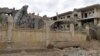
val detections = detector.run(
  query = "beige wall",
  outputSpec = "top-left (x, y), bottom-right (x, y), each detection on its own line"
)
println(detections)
top-left (0, 29), bottom-right (87, 48)
top-left (96, 8), bottom-right (100, 17)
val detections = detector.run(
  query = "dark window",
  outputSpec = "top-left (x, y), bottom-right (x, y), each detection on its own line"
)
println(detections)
top-left (61, 17), bottom-right (63, 19)
top-left (92, 11), bottom-right (94, 13)
top-left (61, 17), bottom-right (65, 19)
top-left (82, 13), bottom-right (83, 18)
top-left (89, 12), bottom-right (91, 14)
top-left (67, 25), bottom-right (69, 28)
top-left (53, 17), bottom-right (57, 20)
top-left (84, 13), bottom-right (87, 18)
top-left (75, 24), bottom-right (78, 27)
top-left (67, 16), bottom-right (70, 18)
top-left (74, 14), bottom-right (78, 17)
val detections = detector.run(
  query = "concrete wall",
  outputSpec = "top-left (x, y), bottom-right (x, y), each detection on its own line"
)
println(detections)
top-left (96, 8), bottom-right (100, 18)
top-left (0, 29), bottom-right (87, 49)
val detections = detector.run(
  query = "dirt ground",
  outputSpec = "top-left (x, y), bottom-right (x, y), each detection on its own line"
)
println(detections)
top-left (0, 40), bottom-right (100, 56)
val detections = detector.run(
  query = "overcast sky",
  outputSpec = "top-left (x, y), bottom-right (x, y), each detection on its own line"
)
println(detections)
top-left (0, 0), bottom-right (100, 17)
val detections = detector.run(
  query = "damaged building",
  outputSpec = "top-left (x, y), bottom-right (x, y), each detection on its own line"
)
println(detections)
top-left (0, 5), bottom-right (45, 29)
top-left (50, 4), bottom-right (100, 31)
top-left (0, 4), bottom-right (100, 31)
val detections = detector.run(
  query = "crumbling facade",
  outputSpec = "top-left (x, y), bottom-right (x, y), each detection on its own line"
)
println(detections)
top-left (51, 4), bottom-right (100, 31)
top-left (0, 4), bottom-right (100, 56)
top-left (0, 4), bottom-right (100, 31)
top-left (0, 5), bottom-right (45, 29)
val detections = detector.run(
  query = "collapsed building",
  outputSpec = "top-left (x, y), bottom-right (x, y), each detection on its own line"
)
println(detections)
top-left (0, 4), bottom-right (100, 31)
top-left (0, 4), bottom-right (100, 56)
top-left (0, 5), bottom-right (45, 29)
top-left (50, 4), bottom-right (100, 31)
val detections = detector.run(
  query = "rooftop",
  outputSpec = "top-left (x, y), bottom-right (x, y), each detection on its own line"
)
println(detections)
top-left (76, 4), bottom-right (100, 11)
top-left (51, 4), bottom-right (100, 18)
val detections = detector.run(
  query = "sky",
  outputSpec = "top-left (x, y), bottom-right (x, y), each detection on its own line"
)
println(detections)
top-left (0, 0), bottom-right (100, 17)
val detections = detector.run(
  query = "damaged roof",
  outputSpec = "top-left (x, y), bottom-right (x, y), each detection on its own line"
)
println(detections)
top-left (51, 11), bottom-right (73, 18)
top-left (76, 4), bottom-right (100, 11)
top-left (51, 4), bottom-right (100, 18)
